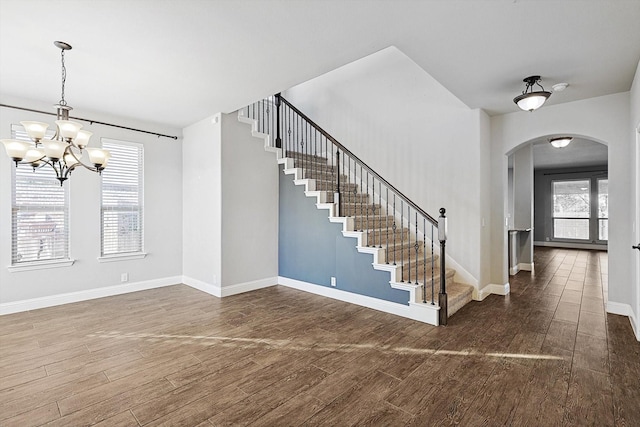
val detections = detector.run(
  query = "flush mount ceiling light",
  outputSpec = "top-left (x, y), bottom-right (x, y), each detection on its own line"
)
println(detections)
top-left (513, 75), bottom-right (552, 112)
top-left (549, 136), bottom-right (573, 148)
top-left (1, 41), bottom-right (110, 185)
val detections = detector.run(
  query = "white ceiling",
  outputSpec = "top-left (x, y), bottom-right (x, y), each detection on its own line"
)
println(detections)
top-left (1, 0), bottom-right (639, 129)
top-left (532, 137), bottom-right (608, 169)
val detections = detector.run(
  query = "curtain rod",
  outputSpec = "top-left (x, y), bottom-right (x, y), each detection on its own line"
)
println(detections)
top-left (0, 103), bottom-right (179, 140)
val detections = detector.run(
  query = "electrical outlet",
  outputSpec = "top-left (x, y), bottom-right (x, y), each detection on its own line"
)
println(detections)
top-left (330, 277), bottom-right (336, 287)
top-left (121, 273), bottom-right (128, 283)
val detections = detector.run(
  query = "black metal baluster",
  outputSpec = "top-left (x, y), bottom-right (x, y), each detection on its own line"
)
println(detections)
top-left (379, 181), bottom-right (382, 248)
top-left (431, 222), bottom-right (435, 305)
top-left (415, 212), bottom-right (419, 284)
top-left (392, 194), bottom-right (396, 265)
top-left (385, 188), bottom-right (389, 260)
top-left (400, 200), bottom-right (404, 282)
top-left (366, 171), bottom-right (370, 237)
top-left (275, 94), bottom-right (282, 150)
top-left (407, 206), bottom-right (411, 284)
top-left (336, 149), bottom-right (341, 216)
top-left (359, 165), bottom-right (363, 231)
top-left (423, 218), bottom-right (427, 303)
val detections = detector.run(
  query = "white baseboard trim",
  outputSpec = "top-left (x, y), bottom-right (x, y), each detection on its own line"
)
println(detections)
top-left (0, 276), bottom-right (183, 316)
top-left (221, 277), bottom-right (277, 297)
top-left (518, 262), bottom-right (534, 272)
top-left (534, 241), bottom-right (607, 251)
top-left (476, 282), bottom-right (510, 301)
top-left (278, 276), bottom-right (439, 325)
top-left (182, 276), bottom-right (221, 297)
top-left (182, 276), bottom-right (277, 298)
top-left (509, 265), bottom-right (519, 275)
top-left (607, 301), bottom-right (640, 341)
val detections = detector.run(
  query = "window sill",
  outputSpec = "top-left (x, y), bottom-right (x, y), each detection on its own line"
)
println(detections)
top-left (8, 259), bottom-right (76, 272)
top-left (97, 253), bottom-right (147, 263)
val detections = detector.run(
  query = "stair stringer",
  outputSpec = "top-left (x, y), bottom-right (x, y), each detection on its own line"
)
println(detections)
top-left (238, 111), bottom-right (445, 325)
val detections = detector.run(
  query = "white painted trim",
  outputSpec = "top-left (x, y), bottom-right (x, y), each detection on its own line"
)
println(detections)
top-left (534, 241), bottom-right (607, 251)
top-left (278, 276), bottom-right (440, 325)
top-left (509, 265), bottom-right (520, 275)
top-left (0, 276), bottom-right (182, 315)
top-left (220, 277), bottom-right (276, 297)
top-left (8, 258), bottom-right (75, 272)
top-left (97, 253), bottom-right (147, 263)
top-left (182, 276), bottom-right (221, 297)
top-left (182, 276), bottom-right (277, 298)
top-left (606, 301), bottom-right (632, 316)
top-left (518, 262), bottom-right (534, 272)
top-left (606, 301), bottom-right (639, 341)
top-left (476, 282), bottom-right (511, 301)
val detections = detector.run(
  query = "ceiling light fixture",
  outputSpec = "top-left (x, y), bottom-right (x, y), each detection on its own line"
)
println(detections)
top-left (513, 75), bottom-right (551, 112)
top-left (1, 41), bottom-right (110, 185)
top-left (549, 136), bottom-right (573, 148)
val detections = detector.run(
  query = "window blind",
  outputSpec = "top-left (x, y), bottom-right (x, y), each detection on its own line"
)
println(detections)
top-left (11, 125), bottom-right (69, 264)
top-left (100, 139), bottom-right (144, 256)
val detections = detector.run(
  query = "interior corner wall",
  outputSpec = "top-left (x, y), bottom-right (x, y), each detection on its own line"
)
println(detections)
top-left (182, 114), bottom-right (222, 288)
top-left (629, 58), bottom-right (640, 335)
top-left (0, 98), bottom-right (183, 305)
top-left (283, 46), bottom-right (485, 289)
top-left (490, 92), bottom-right (632, 308)
top-left (220, 113), bottom-right (278, 288)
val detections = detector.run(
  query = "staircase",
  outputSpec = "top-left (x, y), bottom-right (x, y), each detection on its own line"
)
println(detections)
top-left (239, 96), bottom-right (473, 325)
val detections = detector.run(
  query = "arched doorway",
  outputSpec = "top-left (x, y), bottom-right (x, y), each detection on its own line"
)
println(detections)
top-left (506, 135), bottom-right (608, 276)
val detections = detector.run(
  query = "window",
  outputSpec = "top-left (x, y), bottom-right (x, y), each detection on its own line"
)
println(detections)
top-left (598, 178), bottom-right (608, 241)
top-left (100, 139), bottom-right (144, 257)
top-left (552, 180), bottom-right (590, 240)
top-left (10, 125), bottom-right (70, 265)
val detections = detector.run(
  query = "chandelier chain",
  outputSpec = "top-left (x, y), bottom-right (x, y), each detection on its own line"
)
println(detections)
top-left (59, 48), bottom-right (67, 106)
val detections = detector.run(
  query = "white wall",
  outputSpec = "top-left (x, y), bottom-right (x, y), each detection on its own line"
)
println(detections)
top-left (182, 114), bottom-right (222, 288)
top-left (220, 113), bottom-right (278, 288)
top-left (181, 112), bottom-right (278, 295)
top-left (285, 46), bottom-right (488, 289)
top-left (490, 92), bottom-right (632, 310)
top-left (0, 97), bottom-right (183, 307)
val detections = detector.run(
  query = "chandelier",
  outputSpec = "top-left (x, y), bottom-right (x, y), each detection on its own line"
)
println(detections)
top-left (513, 75), bottom-right (551, 112)
top-left (1, 41), bottom-right (110, 185)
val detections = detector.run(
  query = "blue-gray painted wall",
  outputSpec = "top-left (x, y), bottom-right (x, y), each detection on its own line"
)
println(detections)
top-left (278, 166), bottom-right (409, 305)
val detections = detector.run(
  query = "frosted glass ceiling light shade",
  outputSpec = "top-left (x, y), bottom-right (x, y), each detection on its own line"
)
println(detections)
top-left (513, 76), bottom-right (551, 112)
top-left (55, 120), bottom-right (82, 141)
top-left (23, 148), bottom-right (46, 164)
top-left (87, 148), bottom-right (111, 169)
top-left (20, 121), bottom-right (49, 142)
top-left (73, 130), bottom-right (92, 149)
top-left (1, 139), bottom-right (31, 163)
top-left (1, 41), bottom-right (110, 185)
top-left (43, 140), bottom-right (68, 161)
top-left (550, 136), bottom-right (573, 148)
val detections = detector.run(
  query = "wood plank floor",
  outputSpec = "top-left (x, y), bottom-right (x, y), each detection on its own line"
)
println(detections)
top-left (1, 248), bottom-right (638, 426)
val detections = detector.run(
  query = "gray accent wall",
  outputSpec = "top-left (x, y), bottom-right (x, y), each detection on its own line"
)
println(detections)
top-left (278, 166), bottom-right (410, 305)
top-left (534, 165), bottom-right (608, 245)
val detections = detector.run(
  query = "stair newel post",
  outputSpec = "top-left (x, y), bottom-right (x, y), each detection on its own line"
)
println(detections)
top-left (438, 207), bottom-right (448, 326)
top-left (336, 149), bottom-right (341, 217)
top-left (274, 93), bottom-right (282, 150)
